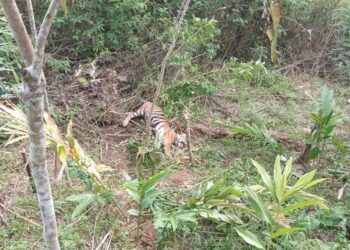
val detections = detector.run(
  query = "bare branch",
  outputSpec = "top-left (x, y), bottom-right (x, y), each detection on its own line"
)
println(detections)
top-left (145, 0), bottom-right (191, 147)
top-left (1, 0), bottom-right (33, 66)
top-left (1, 0), bottom-right (50, 111)
top-left (26, 0), bottom-right (37, 42)
top-left (31, 0), bottom-right (61, 76)
top-left (0, 203), bottom-right (42, 228)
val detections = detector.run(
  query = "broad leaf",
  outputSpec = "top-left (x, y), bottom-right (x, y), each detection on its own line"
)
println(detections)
top-left (66, 193), bottom-right (94, 202)
top-left (282, 158), bottom-right (292, 192)
top-left (283, 170), bottom-right (316, 200)
top-left (71, 197), bottom-right (95, 218)
top-left (122, 180), bottom-right (140, 201)
top-left (271, 227), bottom-right (302, 239)
top-left (305, 178), bottom-right (327, 189)
top-left (236, 228), bottom-right (265, 249)
top-left (283, 199), bottom-right (325, 214)
top-left (310, 147), bottom-right (321, 160)
top-left (252, 159), bottom-right (273, 193)
top-left (274, 156), bottom-right (283, 202)
top-left (246, 188), bottom-right (273, 225)
top-left (127, 208), bottom-right (139, 216)
top-left (141, 170), bottom-right (170, 194)
top-left (142, 189), bottom-right (162, 209)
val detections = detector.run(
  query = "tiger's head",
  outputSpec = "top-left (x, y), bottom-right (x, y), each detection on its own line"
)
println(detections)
top-left (174, 133), bottom-right (187, 149)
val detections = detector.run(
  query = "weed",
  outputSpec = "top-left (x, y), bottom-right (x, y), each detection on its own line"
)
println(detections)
top-left (298, 86), bottom-right (341, 164)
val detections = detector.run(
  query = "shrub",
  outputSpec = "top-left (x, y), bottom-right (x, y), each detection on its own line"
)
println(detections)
top-left (0, 8), bottom-right (22, 95)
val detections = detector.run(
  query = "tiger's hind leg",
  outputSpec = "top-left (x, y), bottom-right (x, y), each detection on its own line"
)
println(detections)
top-left (122, 104), bottom-right (147, 127)
top-left (122, 112), bottom-right (134, 127)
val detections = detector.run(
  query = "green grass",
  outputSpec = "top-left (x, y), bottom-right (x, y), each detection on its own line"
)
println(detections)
top-left (1, 60), bottom-right (350, 249)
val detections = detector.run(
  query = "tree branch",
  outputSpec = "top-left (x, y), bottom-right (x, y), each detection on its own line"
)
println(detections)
top-left (31, 0), bottom-right (61, 77)
top-left (145, 0), bottom-right (191, 147)
top-left (1, 0), bottom-right (33, 66)
top-left (1, 0), bottom-right (50, 111)
top-left (26, 0), bottom-right (37, 42)
top-left (25, 0), bottom-right (50, 112)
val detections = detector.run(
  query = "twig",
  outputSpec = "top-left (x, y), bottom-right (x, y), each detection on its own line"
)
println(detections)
top-left (91, 209), bottom-right (102, 250)
top-left (145, 0), bottom-right (191, 147)
top-left (105, 231), bottom-right (113, 250)
top-left (183, 110), bottom-right (193, 166)
top-left (0, 203), bottom-right (42, 227)
top-left (95, 229), bottom-right (113, 250)
top-left (30, 236), bottom-right (43, 250)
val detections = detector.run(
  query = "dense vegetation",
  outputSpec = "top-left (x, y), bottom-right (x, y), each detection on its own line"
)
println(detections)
top-left (0, 0), bottom-right (349, 249)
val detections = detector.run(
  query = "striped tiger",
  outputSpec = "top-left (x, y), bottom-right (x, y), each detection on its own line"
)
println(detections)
top-left (122, 102), bottom-right (187, 156)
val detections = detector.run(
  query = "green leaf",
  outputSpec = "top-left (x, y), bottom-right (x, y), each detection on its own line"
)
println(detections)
top-left (204, 180), bottom-right (223, 198)
top-left (283, 199), bottom-right (325, 214)
top-left (141, 170), bottom-right (170, 194)
top-left (320, 85), bottom-right (335, 117)
top-left (271, 227), bottom-right (302, 239)
top-left (310, 147), bottom-right (321, 160)
top-left (283, 170), bottom-right (316, 200)
top-left (142, 189), bottom-right (162, 209)
top-left (71, 196), bottom-right (95, 218)
top-left (66, 193), bottom-right (94, 202)
top-left (200, 209), bottom-right (230, 222)
top-left (236, 228), bottom-right (265, 249)
top-left (217, 187), bottom-right (242, 199)
top-left (127, 208), bottom-right (139, 216)
top-left (99, 191), bottom-right (114, 201)
top-left (246, 188), bottom-right (273, 225)
top-left (274, 155), bottom-right (283, 203)
top-left (282, 158), bottom-right (292, 193)
top-left (252, 159), bottom-right (273, 193)
top-left (305, 178), bottom-right (327, 189)
top-left (122, 180), bottom-right (140, 201)
top-left (170, 216), bottom-right (178, 231)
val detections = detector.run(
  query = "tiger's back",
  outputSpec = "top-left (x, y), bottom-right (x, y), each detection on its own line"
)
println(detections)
top-left (122, 102), bottom-right (187, 155)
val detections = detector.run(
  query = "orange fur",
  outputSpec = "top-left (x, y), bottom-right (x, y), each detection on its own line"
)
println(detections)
top-left (123, 102), bottom-right (183, 156)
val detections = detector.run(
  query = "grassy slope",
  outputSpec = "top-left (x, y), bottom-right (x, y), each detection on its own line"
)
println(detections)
top-left (0, 61), bottom-right (349, 249)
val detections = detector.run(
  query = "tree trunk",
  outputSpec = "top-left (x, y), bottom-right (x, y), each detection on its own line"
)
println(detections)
top-left (1, 0), bottom-right (61, 249)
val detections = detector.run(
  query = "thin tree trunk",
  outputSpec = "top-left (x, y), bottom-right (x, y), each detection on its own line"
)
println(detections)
top-left (145, 0), bottom-right (191, 147)
top-left (26, 0), bottom-right (50, 111)
top-left (2, 0), bottom-right (49, 112)
top-left (1, 0), bottom-right (61, 249)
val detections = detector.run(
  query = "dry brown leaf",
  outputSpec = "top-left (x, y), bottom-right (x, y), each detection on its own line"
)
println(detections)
top-left (337, 183), bottom-right (348, 200)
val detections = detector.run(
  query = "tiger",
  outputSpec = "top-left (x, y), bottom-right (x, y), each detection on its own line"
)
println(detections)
top-left (122, 102), bottom-right (187, 156)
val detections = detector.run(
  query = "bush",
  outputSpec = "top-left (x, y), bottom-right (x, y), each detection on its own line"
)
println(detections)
top-left (34, 0), bottom-right (152, 57)
top-left (0, 8), bottom-right (22, 95)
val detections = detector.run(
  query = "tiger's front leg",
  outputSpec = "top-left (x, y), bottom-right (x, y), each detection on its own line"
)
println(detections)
top-left (163, 143), bottom-right (172, 156)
